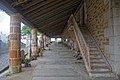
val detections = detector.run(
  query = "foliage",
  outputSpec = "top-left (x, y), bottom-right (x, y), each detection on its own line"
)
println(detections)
top-left (40, 48), bottom-right (45, 53)
top-left (21, 25), bottom-right (30, 36)
top-left (21, 25), bottom-right (41, 36)
top-left (36, 32), bottom-right (41, 36)
top-left (24, 58), bottom-right (31, 64)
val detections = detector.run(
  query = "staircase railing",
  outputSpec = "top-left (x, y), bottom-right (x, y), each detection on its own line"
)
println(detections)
top-left (85, 26), bottom-right (112, 71)
top-left (69, 15), bottom-right (91, 72)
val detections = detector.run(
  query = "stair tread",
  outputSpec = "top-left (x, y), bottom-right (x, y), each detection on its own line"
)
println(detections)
top-left (91, 64), bottom-right (106, 67)
top-left (91, 65), bottom-right (109, 69)
top-left (90, 57), bottom-right (103, 59)
top-left (90, 70), bottom-right (112, 74)
top-left (91, 61), bottom-right (104, 63)
top-left (90, 55), bottom-right (101, 57)
top-left (90, 60), bottom-right (104, 63)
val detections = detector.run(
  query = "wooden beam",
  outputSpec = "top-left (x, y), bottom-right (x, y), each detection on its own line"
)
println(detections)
top-left (0, 0), bottom-right (35, 28)
top-left (36, 15), bottom-right (69, 28)
top-left (34, 8), bottom-right (75, 26)
top-left (29, 0), bottom-right (79, 22)
top-left (23, 0), bottom-right (56, 14)
top-left (42, 23), bottom-right (65, 32)
top-left (68, 30), bottom-right (76, 42)
top-left (25, 0), bottom-right (69, 17)
top-left (22, 0), bottom-right (46, 10)
top-left (45, 27), bottom-right (62, 34)
top-left (40, 21), bottom-right (66, 30)
top-left (48, 29), bottom-right (62, 35)
top-left (0, 0), bottom-right (17, 15)
top-left (26, 0), bottom-right (71, 18)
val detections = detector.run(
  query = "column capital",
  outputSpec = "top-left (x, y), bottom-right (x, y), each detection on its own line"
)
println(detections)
top-left (10, 13), bottom-right (23, 21)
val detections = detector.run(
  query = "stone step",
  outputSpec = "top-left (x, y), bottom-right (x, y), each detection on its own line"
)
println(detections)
top-left (91, 65), bottom-right (109, 70)
top-left (90, 61), bottom-right (105, 64)
top-left (90, 52), bottom-right (100, 55)
top-left (91, 63), bottom-right (106, 67)
top-left (90, 55), bottom-right (101, 59)
top-left (90, 70), bottom-right (115, 78)
top-left (90, 59), bottom-right (104, 63)
top-left (90, 57), bottom-right (102, 60)
top-left (90, 70), bottom-right (111, 74)
top-left (89, 47), bottom-right (98, 50)
top-left (90, 50), bottom-right (99, 53)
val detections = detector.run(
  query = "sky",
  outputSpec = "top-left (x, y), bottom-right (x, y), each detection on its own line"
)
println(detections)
top-left (0, 10), bottom-right (10, 35)
top-left (0, 10), bottom-right (24, 35)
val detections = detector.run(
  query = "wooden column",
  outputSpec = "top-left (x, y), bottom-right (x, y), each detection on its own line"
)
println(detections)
top-left (9, 13), bottom-right (22, 73)
top-left (31, 28), bottom-right (38, 57)
top-left (44, 35), bottom-right (46, 48)
top-left (41, 34), bottom-right (44, 49)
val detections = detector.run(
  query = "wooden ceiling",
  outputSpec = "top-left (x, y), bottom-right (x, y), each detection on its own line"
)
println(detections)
top-left (0, 0), bottom-right (81, 37)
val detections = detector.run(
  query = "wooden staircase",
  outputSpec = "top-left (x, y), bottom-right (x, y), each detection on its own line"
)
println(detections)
top-left (68, 15), bottom-right (115, 77)
top-left (80, 27), bottom-right (114, 77)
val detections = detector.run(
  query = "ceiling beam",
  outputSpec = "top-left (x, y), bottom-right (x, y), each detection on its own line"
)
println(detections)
top-left (0, 0), bottom-right (35, 28)
top-left (33, 9), bottom-right (75, 27)
top-left (36, 15), bottom-right (69, 28)
top-left (23, 0), bottom-right (55, 14)
top-left (40, 21), bottom-right (66, 30)
top-left (22, 0), bottom-right (46, 10)
top-left (42, 22), bottom-right (66, 31)
top-left (0, 0), bottom-right (17, 15)
top-left (25, 0), bottom-right (69, 17)
top-left (29, 0), bottom-right (79, 22)
top-left (48, 29), bottom-right (62, 36)
top-left (42, 27), bottom-right (64, 35)
top-left (26, 0), bottom-right (71, 18)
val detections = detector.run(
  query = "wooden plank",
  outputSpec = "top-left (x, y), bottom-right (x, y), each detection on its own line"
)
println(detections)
top-left (40, 21), bottom-right (66, 30)
top-left (42, 24), bottom-right (65, 33)
top-left (23, 0), bottom-right (56, 14)
top-left (39, 15), bottom-right (69, 29)
top-left (29, 0), bottom-right (79, 22)
top-left (25, 0), bottom-right (69, 17)
top-left (33, 9), bottom-right (74, 27)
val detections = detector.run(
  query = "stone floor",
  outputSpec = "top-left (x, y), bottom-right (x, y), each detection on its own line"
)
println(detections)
top-left (0, 51), bottom-right (9, 70)
top-left (0, 42), bottom-right (118, 80)
top-left (32, 43), bottom-right (91, 80)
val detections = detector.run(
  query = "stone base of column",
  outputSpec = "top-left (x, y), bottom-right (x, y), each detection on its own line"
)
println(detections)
top-left (9, 65), bottom-right (21, 74)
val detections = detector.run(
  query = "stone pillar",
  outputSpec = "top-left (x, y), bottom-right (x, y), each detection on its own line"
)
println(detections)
top-left (9, 13), bottom-right (22, 73)
top-left (41, 34), bottom-right (44, 49)
top-left (31, 28), bottom-right (38, 57)
top-left (44, 35), bottom-right (46, 48)
top-left (111, 0), bottom-right (120, 76)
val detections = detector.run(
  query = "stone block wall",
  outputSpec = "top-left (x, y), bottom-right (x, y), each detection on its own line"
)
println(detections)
top-left (74, 0), bottom-right (120, 76)
top-left (111, 0), bottom-right (120, 75)
top-left (85, 0), bottom-right (120, 76)
top-left (86, 0), bottom-right (111, 53)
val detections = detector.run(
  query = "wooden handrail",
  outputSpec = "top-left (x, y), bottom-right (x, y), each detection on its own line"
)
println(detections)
top-left (85, 27), bottom-right (112, 71)
top-left (69, 15), bottom-right (91, 72)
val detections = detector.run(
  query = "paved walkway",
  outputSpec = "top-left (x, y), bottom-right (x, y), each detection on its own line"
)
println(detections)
top-left (32, 43), bottom-right (91, 80)
top-left (1, 42), bottom-right (117, 80)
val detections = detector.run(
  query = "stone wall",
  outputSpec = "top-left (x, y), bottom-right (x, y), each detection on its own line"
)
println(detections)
top-left (85, 0), bottom-right (120, 76)
top-left (111, 0), bottom-right (120, 75)
top-left (74, 0), bottom-right (120, 75)
top-left (85, 0), bottom-right (111, 52)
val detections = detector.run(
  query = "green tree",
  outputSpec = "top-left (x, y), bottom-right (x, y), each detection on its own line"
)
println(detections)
top-left (21, 25), bottom-right (30, 36)
top-left (21, 25), bottom-right (40, 36)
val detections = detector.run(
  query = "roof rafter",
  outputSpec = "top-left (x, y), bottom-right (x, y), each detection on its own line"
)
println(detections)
top-left (25, 0), bottom-right (69, 17)
top-left (48, 29), bottom-right (63, 36)
top-left (29, 0), bottom-right (79, 22)
top-left (36, 15), bottom-right (70, 28)
top-left (22, 0), bottom-right (46, 10)
top-left (34, 9), bottom-right (74, 26)
top-left (23, 0), bottom-right (56, 14)
top-left (40, 21), bottom-right (66, 30)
